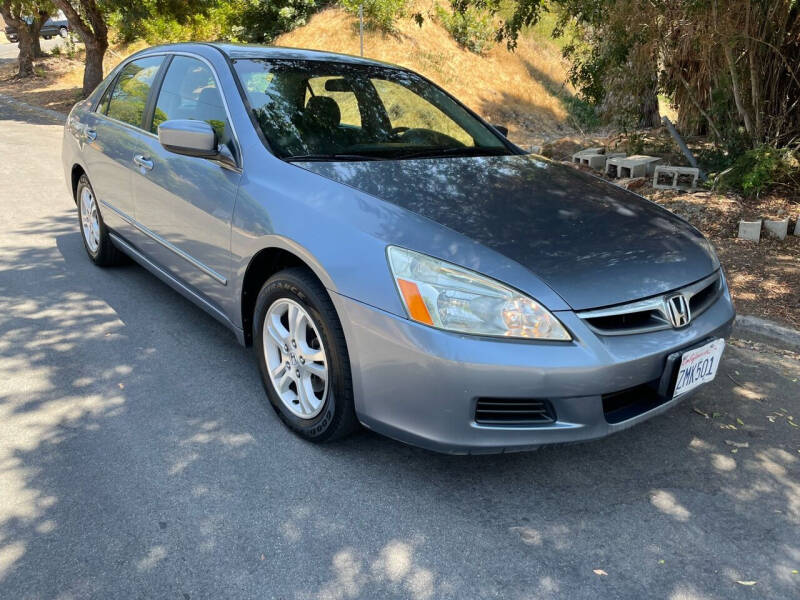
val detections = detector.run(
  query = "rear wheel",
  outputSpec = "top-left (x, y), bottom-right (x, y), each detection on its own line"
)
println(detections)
top-left (253, 268), bottom-right (358, 442)
top-left (76, 174), bottom-right (123, 266)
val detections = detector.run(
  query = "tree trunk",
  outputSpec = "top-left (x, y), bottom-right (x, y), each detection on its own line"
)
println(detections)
top-left (31, 18), bottom-right (44, 58)
top-left (82, 39), bottom-right (107, 95)
top-left (638, 86), bottom-right (661, 128)
top-left (16, 26), bottom-right (34, 78)
top-left (52, 0), bottom-right (110, 97)
top-left (723, 43), bottom-right (755, 140)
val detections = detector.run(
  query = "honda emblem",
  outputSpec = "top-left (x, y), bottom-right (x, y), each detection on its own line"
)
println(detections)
top-left (666, 294), bottom-right (691, 328)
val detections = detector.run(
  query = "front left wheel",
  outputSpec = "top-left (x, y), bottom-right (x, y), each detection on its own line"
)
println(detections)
top-left (253, 268), bottom-right (359, 443)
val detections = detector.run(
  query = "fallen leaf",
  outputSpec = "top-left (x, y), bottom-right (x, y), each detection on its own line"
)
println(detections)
top-left (789, 421), bottom-right (799, 428)
top-left (721, 424), bottom-right (737, 430)
top-left (712, 412), bottom-right (722, 418)
top-left (593, 569), bottom-right (608, 576)
top-left (260, 554), bottom-right (265, 561)
top-left (658, 559), bottom-right (665, 565)
top-left (725, 440), bottom-right (749, 449)
top-left (693, 408), bottom-right (710, 418)
top-left (735, 581), bottom-right (757, 586)
top-left (118, 383), bottom-right (124, 389)
top-left (736, 418), bottom-right (745, 426)
top-left (731, 448), bottom-right (738, 454)
top-left (792, 569), bottom-right (798, 575)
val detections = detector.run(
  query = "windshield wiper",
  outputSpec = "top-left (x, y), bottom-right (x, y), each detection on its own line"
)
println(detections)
top-left (285, 153), bottom-right (385, 162)
top-left (394, 146), bottom-right (511, 160)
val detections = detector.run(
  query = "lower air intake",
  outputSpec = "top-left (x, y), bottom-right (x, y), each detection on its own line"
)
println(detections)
top-left (474, 398), bottom-right (556, 425)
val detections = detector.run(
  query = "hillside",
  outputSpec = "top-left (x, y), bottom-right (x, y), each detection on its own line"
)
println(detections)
top-left (275, 6), bottom-right (577, 146)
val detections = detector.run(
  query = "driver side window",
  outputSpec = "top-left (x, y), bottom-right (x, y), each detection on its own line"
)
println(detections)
top-left (151, 56), bottom-right (230, 148)
top-left (371, 79), bottom-right (474, 146)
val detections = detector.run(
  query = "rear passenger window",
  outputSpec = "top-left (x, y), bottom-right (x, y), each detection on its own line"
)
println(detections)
top-left (151, 56), bottom-right (230, 146)
top-left (104, 56), bottom-right (163, 129)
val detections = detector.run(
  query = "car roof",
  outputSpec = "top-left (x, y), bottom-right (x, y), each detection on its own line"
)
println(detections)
top-left (137, 42), bottom-right (406, 70)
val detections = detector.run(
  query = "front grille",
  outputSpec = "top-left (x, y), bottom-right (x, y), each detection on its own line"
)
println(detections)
top-left (689, 276), bottom-right (721, 314)
top-left (577, 271), bottom-right (722, 336)
top-left (602, 380), bottom-right (665, 424)
top-left (584, 309), bottom-right (663, 333)
top-left (474, 398), bottom-right (556, 425)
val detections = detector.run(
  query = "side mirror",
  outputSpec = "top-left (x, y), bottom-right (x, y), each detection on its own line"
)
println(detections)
top-left (494, 125), bottom-right (509, 137)
top-left (158, 119), bottom-right (218, 158)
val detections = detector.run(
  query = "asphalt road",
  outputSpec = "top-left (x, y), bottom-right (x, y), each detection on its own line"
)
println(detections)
top-left (1, 97), bottom-right (799, 600)
top-left (0, 37), bottom-right (72, 64)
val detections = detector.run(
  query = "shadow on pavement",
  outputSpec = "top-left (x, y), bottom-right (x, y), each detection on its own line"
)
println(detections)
top-left (0, 205), bottom-right (798, 598)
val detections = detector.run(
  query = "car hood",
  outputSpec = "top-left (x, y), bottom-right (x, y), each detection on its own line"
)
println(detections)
top-left (297, 154), bottom-right (718, 310)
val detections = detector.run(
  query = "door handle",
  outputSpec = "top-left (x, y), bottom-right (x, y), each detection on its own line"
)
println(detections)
top-left (85, 128), bottom-right (97, 142)
top-left (133, 154), bottom-right (154, 171)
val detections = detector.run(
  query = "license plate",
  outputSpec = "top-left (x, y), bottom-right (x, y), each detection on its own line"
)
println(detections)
top-left (673, 339), bottom-right (725, 398)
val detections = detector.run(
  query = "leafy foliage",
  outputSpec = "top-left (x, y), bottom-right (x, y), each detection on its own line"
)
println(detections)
top-left (339, 0), bottom-right (408, 32)
top-left (434, 3), bottom-right (494, 54)
top-left (718, 146), bottom-right (800, 197)
top-left (234, 0), bottom-right (320, 43)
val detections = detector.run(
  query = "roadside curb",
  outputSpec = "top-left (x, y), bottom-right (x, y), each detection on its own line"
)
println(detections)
top-left (0, 92), bottom-right (66, 124)
top-left (733, 314), bottom-right (800, 352)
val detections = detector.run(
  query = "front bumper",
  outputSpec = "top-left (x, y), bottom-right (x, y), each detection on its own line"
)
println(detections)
top-left (331, 284), bottom-right (735, 454)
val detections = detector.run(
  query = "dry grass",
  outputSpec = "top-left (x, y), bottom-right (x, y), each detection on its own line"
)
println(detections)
top-left (1, 7), bottom-right (575, 144)
top-left (275, 4), bottom-right (575, 145)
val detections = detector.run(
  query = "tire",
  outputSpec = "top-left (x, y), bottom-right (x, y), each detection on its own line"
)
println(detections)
top-left (253, 267), bottom-right (359, 442)
top-left (76, 174), bottom-right (124, 266)
top-left (59, 27), bottom-right (68, 38)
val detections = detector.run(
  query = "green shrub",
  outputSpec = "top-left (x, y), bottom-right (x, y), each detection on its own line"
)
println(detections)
top-left (110, 2), bottom-right (240, 44)
top-left (236, 0), bottom-right (320, 43)
top-left (718, 146), bottom-right (800, 196)
top-left (435, 4), bottom-right (494, 54)
top-left (340, 0), bottom-right (408, 32)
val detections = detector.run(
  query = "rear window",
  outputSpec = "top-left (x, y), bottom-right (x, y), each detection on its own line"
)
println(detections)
top-left (103, 56), bottom-right (163, 129)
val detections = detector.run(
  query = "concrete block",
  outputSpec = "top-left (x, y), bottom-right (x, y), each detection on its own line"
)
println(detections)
top-left (606, 155), bottom-right (660, 178)
top-left (579, 153), bottom-right (608, 170)
top-left (738, 220), bottom-right (762, 242)
top-left (653, 166), bottom-right (700, 191)
top-left (572, 147), bottom-right (604, 164)
top-left (764, 218), bottom-right (789, 240)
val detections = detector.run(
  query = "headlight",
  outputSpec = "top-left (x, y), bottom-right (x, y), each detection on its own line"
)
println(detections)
top-left (387, 246), bottom-right (571, 340)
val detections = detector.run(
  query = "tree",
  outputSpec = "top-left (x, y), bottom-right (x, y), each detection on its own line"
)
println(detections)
top-left (0, 1), bottom-right (50, 76)
top-left (32, 3), bottom-right (58, 57)
top-left (51, 0), bottom-right (108, 96)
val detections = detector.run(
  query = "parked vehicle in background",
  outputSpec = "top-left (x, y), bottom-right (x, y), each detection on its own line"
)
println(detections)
top-left (4, 16), bottom-right (69, 43)
top-left (62, 43), bottom-right (735, 454)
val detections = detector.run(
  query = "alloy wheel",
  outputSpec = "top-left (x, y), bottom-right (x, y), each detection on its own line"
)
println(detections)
top-left (79, 186), bottom-right (100, 254)
top-left (262, 298), bottom-right (329, 419)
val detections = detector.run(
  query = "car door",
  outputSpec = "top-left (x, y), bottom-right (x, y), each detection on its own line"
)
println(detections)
top-left (80, 55), bottom-right (164, 241)
top-left (132, 54), bottom-right (242, 309)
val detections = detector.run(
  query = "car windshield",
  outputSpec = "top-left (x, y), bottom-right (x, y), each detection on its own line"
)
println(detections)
top-left (232, 58), bottom-right (511, 161)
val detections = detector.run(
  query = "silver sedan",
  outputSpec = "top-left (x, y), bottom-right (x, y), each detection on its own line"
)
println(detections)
top-left (62, 43), bottom-right (735, 453)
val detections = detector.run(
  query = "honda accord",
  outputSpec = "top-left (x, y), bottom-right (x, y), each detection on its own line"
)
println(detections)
top-left (62, 43), bottom-right (735, 453)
